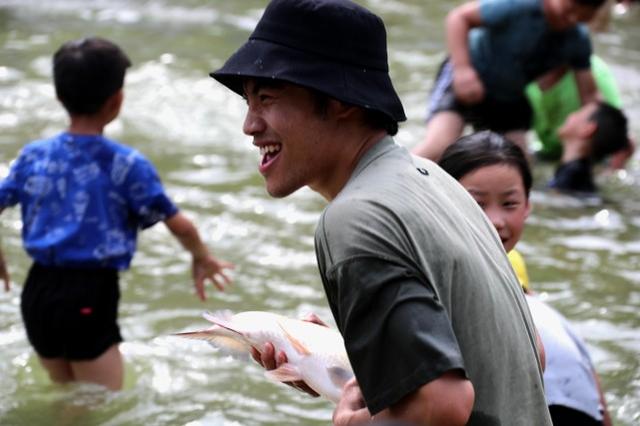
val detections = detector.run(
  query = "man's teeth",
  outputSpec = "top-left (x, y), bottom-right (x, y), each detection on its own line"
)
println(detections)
top-left (260, 145), bottom-right (281, 156)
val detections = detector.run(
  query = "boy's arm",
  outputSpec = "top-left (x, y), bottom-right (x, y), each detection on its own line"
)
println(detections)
top-left (447, 1), bottom-right (485, 104)
top-left (0, 209), bottom-right (9, 292)
top-left (164, 212), bottom-right (233, 301)
top-left (575, 69), bottom-right (599, 105)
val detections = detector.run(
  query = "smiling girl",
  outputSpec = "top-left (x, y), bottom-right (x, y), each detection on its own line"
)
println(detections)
top-left (439, 131), bottom-right (612, 426)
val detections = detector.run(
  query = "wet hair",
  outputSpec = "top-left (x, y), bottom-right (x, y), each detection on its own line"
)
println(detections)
top-left (53, 37), bottom-right (131, 115)
top-left (589, 102), bottom-right (629, 161)
top-left (438, 131), bottom-right (533, 198)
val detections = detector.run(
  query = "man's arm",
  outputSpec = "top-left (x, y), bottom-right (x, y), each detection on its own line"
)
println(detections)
top-left (333, 371), bottom-right (474, 426)
top-left (164, 212), bottom-right (233, 300)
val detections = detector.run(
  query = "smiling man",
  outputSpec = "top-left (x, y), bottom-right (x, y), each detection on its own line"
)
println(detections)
top-left (211, 1), bottom-right (552, 425)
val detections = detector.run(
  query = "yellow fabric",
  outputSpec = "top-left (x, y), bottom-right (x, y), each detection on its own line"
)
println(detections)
top-left (508, 249), bottom-right (530, 292)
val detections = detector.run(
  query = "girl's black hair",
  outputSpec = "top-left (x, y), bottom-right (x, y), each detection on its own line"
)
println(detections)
top-left (438, 131), bottom-right (533, 197)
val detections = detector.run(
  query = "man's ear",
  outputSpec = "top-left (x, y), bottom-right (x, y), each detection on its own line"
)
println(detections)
top-left (327, 99), bottom-right (359, 120)
top-left (581, 120), bottom-right (598, 139)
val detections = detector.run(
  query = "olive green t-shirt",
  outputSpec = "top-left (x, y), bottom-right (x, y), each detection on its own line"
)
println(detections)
top-left (315, 136), bottom-right (551, 425)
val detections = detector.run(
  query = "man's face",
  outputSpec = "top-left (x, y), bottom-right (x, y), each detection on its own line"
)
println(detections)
top-left (546, 0), bottom-right (599, 30)
top-left (558, 102), bottom-right (597, 140)
top-left (242, 79), bottom-right (338, 198)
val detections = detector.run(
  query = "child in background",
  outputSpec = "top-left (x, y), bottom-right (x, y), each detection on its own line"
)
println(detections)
top-left (0, 37), bottom-right (233, 390)
top-left (439, 131), bottom-right (612, 426)
top-left (548, 100), bottom-right (629, 194)
top-left (525, 55), bottom-right (623, 161)
top-left (413, 0), bottom-right (605, 161)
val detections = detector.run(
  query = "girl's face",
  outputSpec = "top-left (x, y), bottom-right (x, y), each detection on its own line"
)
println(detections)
top-left (459, 164), bottom-right (531, 253)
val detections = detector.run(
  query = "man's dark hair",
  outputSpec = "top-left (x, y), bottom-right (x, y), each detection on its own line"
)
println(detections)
top-left (243, 78), bottom-right (399, 136)
top-left (53, 37), bottom-right (131, 115)
top-left (310, 90), bottom-right (399, 136)
top-left (439, 130), bottom-right (533, 197)
top-left (590, 102), bottom-right (629, 161)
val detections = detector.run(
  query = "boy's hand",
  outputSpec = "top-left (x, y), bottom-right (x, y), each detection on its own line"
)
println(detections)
top-left (453, 65), bottom-right (485, 104)
top-left (192, 255), bottom-right (234, 300)
top-left (0, 254), bottom-right (9, 292)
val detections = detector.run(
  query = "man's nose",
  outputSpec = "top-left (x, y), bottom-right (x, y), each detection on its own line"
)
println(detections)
top-left (243, 109), bottom-right (264, 136)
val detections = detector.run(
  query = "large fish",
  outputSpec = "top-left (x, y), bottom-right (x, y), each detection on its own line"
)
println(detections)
top-left (175, 310), bottom-right (354, 403)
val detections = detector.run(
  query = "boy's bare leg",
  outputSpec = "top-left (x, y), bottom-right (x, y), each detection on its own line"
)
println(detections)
top-left (70, 344), bottom-right (124, 391)
top-left (412, 111), bottom-right (465, 161)
top-left (39, 357), bottom-right (74, 383)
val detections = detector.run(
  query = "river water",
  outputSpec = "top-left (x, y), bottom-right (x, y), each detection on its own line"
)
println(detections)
top-left (0, 1), bottom-right (638, 425)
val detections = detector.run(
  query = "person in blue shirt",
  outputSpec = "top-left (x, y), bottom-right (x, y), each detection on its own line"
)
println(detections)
top-left (412, 0), bottom-right (605, 162)
top-left (0, 37), bottom-right (233, 390)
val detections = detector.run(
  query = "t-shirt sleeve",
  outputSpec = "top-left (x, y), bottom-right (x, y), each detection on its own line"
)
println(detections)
top-left (479, 0), bottom-right (521, 26)
top-left (122, 154), bottom-right (178, 229)
top-left (569, 25), bottom-right (592, 70)
top-left (0, 151), bottom-right (26, 208)
top-left (324, 255), bottom-right (466, 415)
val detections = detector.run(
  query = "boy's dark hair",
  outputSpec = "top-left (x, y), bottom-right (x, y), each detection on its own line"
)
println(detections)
top-left (575, 0), bottom-right (606, 7)
top-left (438, 130), bottom-right (533, 197)
top-left (54, 37), bottom-right (131, 115)
top-left (589, 102), bottom-right (629, 161)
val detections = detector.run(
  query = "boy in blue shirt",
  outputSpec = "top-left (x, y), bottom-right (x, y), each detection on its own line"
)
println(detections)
top-left (412, 0), bottom-right (606, 161)
top-left (0, 37), bottom-right (233, 390)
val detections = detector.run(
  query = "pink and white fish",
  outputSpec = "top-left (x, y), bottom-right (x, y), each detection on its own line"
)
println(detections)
top-left (175, 310), bottom-right (354, 403)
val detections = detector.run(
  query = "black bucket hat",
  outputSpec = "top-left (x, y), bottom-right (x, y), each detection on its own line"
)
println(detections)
top-left (211, 0), bottom-right (406, 122)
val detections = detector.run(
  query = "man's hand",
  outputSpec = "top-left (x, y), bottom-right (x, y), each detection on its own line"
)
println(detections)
top-left (249, 313), bottom-right (329, 397)
top-left (333, 378), bottom-right (372, 426)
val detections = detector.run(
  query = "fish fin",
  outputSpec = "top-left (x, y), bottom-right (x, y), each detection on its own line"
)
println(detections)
top-left (277, 321), bottom-right (311, 356)
top-left (172, 330), bottom-right (249, 354)
top-left (264, 363), bottom-right (302, 383)
top-left (203, 311), bottom-right (244, 336)
top-left (328, 366), bottom-right (354, 389)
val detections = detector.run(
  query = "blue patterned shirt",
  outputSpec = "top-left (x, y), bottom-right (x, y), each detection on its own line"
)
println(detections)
top-left (0, 132), bottom-right (178, 269)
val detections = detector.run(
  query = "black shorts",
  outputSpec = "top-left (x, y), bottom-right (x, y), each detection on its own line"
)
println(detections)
top-left (426, 59), bottom-right (532, 132)
top-left (549, 404), bottom-right (603, 426)
top-left (21, 263), bottom-right (123, 360)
